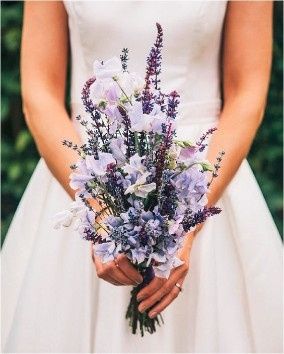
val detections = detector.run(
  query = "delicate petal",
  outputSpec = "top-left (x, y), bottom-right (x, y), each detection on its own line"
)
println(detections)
top-left (133, 183), bottom-right (156, 198)
top-left (85, 152), bottom-right (116, 176)
top-left (53, 210), bottom-right (73, 229)
top-left (93, 241), bottom-right (116, 263)
top-left (93, 57), bottom-right (122, 79)
top-left (109, 137), bottom-right (127, 164)
top-left (69, 172), bottom-right (92, 191)
top-left (117, 71), bottom-right (145, 96)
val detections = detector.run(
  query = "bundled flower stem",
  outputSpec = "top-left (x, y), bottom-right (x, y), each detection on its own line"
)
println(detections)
top-left (126, 265), bottom-right (164, 336)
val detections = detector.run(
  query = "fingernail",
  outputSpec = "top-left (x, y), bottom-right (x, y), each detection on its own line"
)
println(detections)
top-left (138, 305), bottom-right (146, 313)
top-left (149, 311), bottom-right (157, 318)
top-left (135, 279), bottom-right (143, 285)
top-left (137, 294), bottom-right (144, 301)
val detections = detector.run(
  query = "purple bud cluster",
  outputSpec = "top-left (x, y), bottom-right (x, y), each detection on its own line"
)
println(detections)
top-left (120, 48), bottom-right (129, 72)
top-left (142, 23), bottom-right (164, 114)
top-left (182, 206), bottom-right (222, 232)
top-left (81, 77), bottom-right (96, 113)
top-left (196, 127), bottom-right (217, 152)
top-left (167, 91), bottom-right (180, 120)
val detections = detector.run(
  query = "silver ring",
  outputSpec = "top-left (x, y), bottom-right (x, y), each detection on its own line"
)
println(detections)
top-left (175, 282), bottom-right (183, 292)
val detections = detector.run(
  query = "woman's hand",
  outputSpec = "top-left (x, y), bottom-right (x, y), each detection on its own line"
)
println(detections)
top-left (89, 201), bottom-right (144, 286)
top-left (136, 230), bottom-right (196, 319)
top-left (91, 246), bottom-right (143, 286)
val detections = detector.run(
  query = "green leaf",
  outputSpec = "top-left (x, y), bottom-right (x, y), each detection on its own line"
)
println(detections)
top-left (15, 130), bottom-right (32, 153)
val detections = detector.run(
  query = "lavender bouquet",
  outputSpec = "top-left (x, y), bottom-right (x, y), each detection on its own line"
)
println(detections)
top-left (54, 23), bottom-right (224, 336)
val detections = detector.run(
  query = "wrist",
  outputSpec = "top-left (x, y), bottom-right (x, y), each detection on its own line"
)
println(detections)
top-left (182, 222), bottom-right (203, 251)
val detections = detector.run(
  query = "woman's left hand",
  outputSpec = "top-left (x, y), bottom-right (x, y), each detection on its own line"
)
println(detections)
top-left (136, 230), bottom-right (197, 319)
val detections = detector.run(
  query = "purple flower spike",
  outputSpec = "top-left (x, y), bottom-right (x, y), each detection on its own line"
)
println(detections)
top-left (196, 127), bottom-right (217, 152)
top-left (182, 206), bottom-right (222, 232)
top-left (142, 23), bottom-right (164, 114)
top-left (81, 77), bottom-right (96, 113)
top-left (167, 91), bottom-right (180, 120)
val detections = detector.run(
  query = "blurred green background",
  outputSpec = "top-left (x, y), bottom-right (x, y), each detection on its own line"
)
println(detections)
top-left (1, 2), bottom-right (283, 245)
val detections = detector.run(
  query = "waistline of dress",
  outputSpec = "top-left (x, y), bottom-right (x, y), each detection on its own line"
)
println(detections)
top-left (177, 98), bottom-right (222, 124)
top-left (70, 98), bottom-right (222, 124)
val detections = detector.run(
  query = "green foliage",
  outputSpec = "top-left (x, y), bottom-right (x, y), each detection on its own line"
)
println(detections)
top-left (1, 2), bottom-right (283, 245)
top-left (1, 2), bottom-right (39, 244)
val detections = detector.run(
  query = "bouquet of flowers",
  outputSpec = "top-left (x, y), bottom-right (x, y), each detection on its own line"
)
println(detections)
top-left (54, 23), bottom-right (224, 336)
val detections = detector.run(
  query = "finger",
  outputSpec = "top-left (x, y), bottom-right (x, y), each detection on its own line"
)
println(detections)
top-left (94, 259), bottom-right (120, 285)
top-left (91, 244), bottom-right (97, 264)
top-left (116, 254), bottom-right (143, 284)
top-left (148, 280), bottom-right (184, 318)
top-left (105, 276), bottom-right (121, 286)
top-left (93, 255), bottom-right (127, 285)
top-left (93, 253), bottom-right (103, 274)
top-left (136, 276), bottom-right (167, 302)
top-left (102, 261), bottom-right (137, 286)
top-left (137, 269), bottom-right (183, 312)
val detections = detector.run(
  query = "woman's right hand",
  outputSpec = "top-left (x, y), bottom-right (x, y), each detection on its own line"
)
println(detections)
top-left (91, 245), bottom-right (143, 286)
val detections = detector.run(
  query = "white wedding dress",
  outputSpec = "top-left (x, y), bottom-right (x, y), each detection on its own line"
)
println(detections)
top-left (2, 1), bottom-right (283, 353)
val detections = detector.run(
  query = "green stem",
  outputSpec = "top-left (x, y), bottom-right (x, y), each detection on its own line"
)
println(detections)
top-left (114, 78), bottom-right (133, 105)
top-left (125, 265), bottom-right (164, 336)
top-left (134, 132), bottom-right (140, 155)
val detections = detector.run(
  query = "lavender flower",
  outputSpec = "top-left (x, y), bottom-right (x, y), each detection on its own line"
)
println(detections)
top-left (182, 206), bottom-right (222, 232)
top-left (167, 91), bottom-right (180, 120)
top-left (120, 48), bottom-right (129, 72)
top-left (196, 127), bottom-right (217, 152)
top-left (142, 23), bottom-right (163, 113)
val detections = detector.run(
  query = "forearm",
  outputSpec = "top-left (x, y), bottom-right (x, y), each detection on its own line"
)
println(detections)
top-left (182, 93), bottom-right (267, 250)
top-left (23, 93), bottom-right (105, 222)
top-left (205, 92), bottom-right (266, 207)
top-left (23, 94), bottom-right (81, 199)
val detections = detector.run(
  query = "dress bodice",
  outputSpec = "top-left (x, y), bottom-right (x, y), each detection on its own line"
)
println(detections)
top-left (63, 1), bottom-right (228, 128)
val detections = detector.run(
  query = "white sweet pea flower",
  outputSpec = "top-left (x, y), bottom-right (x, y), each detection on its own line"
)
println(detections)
top-left (109, 137), bottom-right (127, 165)
top-left (122, 153), bottom-right (146, 176)
top-left (128, 101), bottom-right (174, 134)
top-left (53, 210), bottom-right (74, 229)
top-left (93, 56), bottom-right (122, 79)
top-left (53, 199), bottom-right (91, 230)
top-left (117, 72), bottom-right (145, 96)
top-left (89, 80), bottom-right (105, 104)
top-left (124, 172), bottom-right (156, 198)
top-left (126, 182), bottom-right (156, 198)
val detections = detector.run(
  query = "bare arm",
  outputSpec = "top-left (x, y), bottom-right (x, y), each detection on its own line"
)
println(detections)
top-left (137, 1), bottom-right (274, 317)
top-left (183, 1), bottom-right (273, 249)
top-left (21, 1), bottom-right (80, 199)
top-left (21, 1), bottom-right (142, 285)
top-left (206, 1), bottom-right (273, 206)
